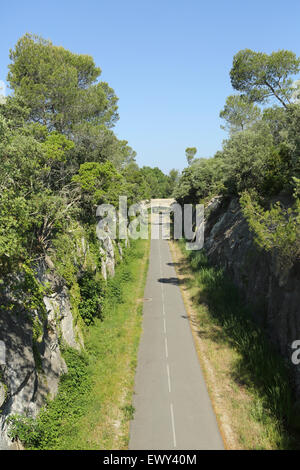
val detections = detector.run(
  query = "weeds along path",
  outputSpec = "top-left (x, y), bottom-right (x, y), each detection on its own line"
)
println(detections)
top-left (15, 238), bottom-right (150, 450)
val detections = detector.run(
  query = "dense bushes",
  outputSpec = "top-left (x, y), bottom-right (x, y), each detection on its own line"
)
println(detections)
top-left (174, 112), bottom-right (300, 205)
top-left (0, 32), bottom-right (175, 348)
top-left (240, 190), bottom-right (300, 276)
top-left (0, 34), bottom-right (173, 277)
top-left (78, 272), bottom-right (105, 325)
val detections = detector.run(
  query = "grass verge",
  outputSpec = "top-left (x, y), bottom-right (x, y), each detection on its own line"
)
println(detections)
top-left (169, 239), bottom-right (300, 450)
top-left (8, 238), bottom-right (150, 450)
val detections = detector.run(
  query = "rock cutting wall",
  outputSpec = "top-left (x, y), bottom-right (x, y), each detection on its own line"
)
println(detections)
top-left (0, 229), bottom-right (123, 449)
top-left (204, 196), bottom-right (300, 394)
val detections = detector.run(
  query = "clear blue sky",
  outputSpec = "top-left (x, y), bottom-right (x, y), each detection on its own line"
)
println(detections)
top-left (1, 0), bottom-right (300, 173)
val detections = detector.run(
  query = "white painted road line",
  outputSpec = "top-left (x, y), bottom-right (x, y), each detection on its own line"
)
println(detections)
top-left (130, 233), bottom-right (224, 449)
top-left (165, 337), bottom-right (169, 359)
top-left (170, 403), bottom-right (177, 448)
top-left (166, 363), bottom-right (172, 393)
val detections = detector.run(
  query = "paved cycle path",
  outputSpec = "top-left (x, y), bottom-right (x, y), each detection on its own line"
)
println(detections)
top-left (129, 226), bottom-right (224, 450)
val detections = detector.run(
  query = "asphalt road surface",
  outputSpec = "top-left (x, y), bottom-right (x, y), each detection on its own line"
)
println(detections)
top-left (129, 208), bottom-right (224, 450)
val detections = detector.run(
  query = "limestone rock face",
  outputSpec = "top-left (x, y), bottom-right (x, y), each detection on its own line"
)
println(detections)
top-left (0, 264), bottom-right (81, 450)
top-left (0, 384), bottom-right (5, 408)
top-left (101, 234), bottom-right (115, 278)
top-left (204, 197), bottom-right (300, 394)
top-left (43, 289), bottom-right (82, 352)
top-left (0, 309), bottom-right (43, 449)
top-left (0, 222), bottom-right (124, 449)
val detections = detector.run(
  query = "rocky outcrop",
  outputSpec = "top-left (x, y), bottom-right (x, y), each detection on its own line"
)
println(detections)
top-left (204, 196), bottom-right (300, 393)
top-left (0, 227), bottom-right (121, 449)
top-left (0, 262), bottom-right (81, 449)
top-left (100, 235), bottom-right (116, 280)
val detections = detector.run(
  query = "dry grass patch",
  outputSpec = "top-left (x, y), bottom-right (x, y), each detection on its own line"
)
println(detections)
top-left (169, 240), bottom-right (299, 450)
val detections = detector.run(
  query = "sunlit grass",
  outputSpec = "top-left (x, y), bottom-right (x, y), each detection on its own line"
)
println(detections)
top-left (173, 240), bottom-right (300, 449)
top-left (57, 238), bottom-right (150, 450)
top-left (8, 238), bottom-right (150, 450)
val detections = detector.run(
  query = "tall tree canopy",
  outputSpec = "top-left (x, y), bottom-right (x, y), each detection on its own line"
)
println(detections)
top-left (220, 94), bottom-right (261, 134)
top-left (230, 49), bottom-right (300, 108)
top-left (175, 47), bottom-right (300, 206)
top-left (8, 34), bottom-right (118, 133)
top-left (0, 34), bottom-right (175, 272)
top-left (185, 147), bottom-right (197, 166)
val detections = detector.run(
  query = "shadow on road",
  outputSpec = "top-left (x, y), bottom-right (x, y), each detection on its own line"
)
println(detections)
top-left (157, 277), bottom-right (182, 286)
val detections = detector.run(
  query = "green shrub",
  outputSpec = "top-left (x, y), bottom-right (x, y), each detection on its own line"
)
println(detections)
top-left (240, 191), bottom-right (300, 276)
top-left (120, 268), bottom-right (132, 282)
top-left (107, 277), bottom-right (124, 304)
top-left (7, 414), bottom-right (43, 448)
top-left (7, 348), bottom-right (91, 449)
top-left (78, 271), bottom-right (105, 325)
